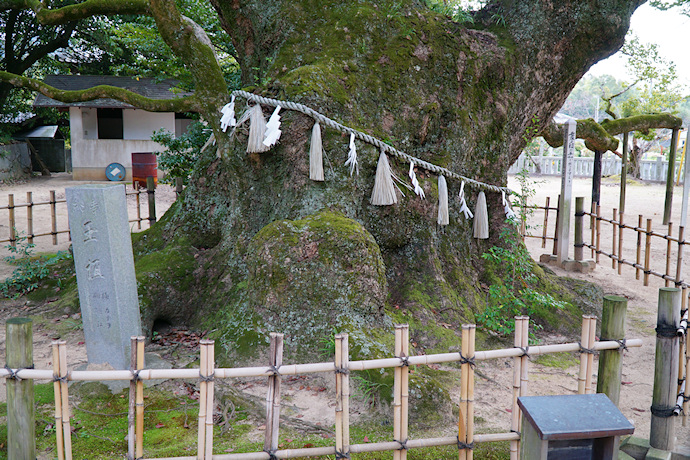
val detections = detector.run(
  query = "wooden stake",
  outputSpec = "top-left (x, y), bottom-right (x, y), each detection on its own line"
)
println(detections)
top-left (52, 342), bottom-right (65, 460)
top-left (586, 316), bottom-right (597, 394)
top-left (510, 317), bottom-right (522, 460)
top-left (128, 337), bottom-right (137, 460)
top-left (26, 192), bottom-right (33, 244)
top-left (204, 341), bottom-right (215, 460)
top-left (135, 337), bottom-right (145, 459)
top-left (458, 325), bottom-right (470, 460)
top-left (135, 184), bottom-right (142, 230)
top-left (664, 128), bottom-right (679, 225)
top-left (684, 348), bottom-right (690, 427)
top-left (596, 205), bottom-right (601, 264)
top-left (612, 208), bottom-right (618, 270)
top-left (6, 317), bottom-right (35, 460)
top-left (146, 176), bottom-right (156, 225)
top-left (666, 222), bottom-right (674, 287)
top-left (58, 341), bottom-right (73, 460)
top-left (197, 341), bottom-right (209, 460)
top-left (264, 334), bottom-right (283, 457)
top-left (578, 316), bottom-right (590, 394)
top-left (342, 334), bottom-right (351, 457)
top-left (644, 219), bottom-right (653, 286)
top-left (519, 317), bottom-right (529, 399)
top-left (335, 332), bottom-right (343, 456)
top-left (618, 212), bottom-right (624, 274)
top-left (467, 325), bottom-right (476, 460)
top-left (543, 197), bottom-right (550, 249)
top-left (8, 193), bottom-right (15, 247)
top-left (596, 297), bottom-right (627, 406)
top-left (590, 201), bottom-right (596, 258)
top-left (552, 194), bottom-right (560, 256)
top-left (574, 197), bottom-right (584, 262)
top-left (677, 227), bottom-right (685, 288)
top-left (394, 327), bottom-right (403, 460)
top-left (636, 215), bottom-right (643, 280)
top-left (394, 325), bottom-right (409, 460)
top-left (50, 190), bottom-right (58, 244)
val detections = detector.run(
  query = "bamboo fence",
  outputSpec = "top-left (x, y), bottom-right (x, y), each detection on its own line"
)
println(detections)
top-left (0, 185), bottom-right (156, 250)
top-left (1, 318), bottom-right (644, 460)
top-left (519, 196), bottom-right (559, 249)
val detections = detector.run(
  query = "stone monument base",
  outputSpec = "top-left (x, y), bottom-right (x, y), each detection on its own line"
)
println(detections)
top-left (539, 254), bottom-right (596, 273)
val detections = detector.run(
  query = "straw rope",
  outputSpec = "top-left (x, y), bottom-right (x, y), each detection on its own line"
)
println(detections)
top-left (229, 90), bottom-right (510, 194)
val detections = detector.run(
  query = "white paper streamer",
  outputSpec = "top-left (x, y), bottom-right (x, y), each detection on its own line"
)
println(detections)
top-left (502, 191), bottom-right (516, 220)
top-left (371, 151), bottom-right (397, 205)
top-left (458, 181), bottom-right (473, 219)
top-left (344, 132), bottom-right (359, 176)
top-left (309, 122), bottom-right (324, 181)
top-left (408, 162), bottom-right (425, 199)
top-left (263, 106), bottom-right (282, 147)
top-left (220, 95), bottom-right (236, 132)
top-left (437, 175), bottom-right (449, 225)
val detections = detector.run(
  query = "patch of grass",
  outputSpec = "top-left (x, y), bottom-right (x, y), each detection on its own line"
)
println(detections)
top-left (533, 352), bottom-right (579, 369)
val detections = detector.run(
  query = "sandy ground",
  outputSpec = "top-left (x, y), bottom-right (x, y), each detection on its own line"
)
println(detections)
top-left (0, 172), bottom-right (688, 453)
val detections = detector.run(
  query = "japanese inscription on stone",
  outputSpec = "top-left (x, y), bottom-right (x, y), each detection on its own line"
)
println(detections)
top-left (557, 119), bottom-right (577, 264)
top-left (66, 184), bottom-right (141, 369)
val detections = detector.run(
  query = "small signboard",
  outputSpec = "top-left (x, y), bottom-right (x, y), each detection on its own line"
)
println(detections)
top-left (106, 163), bottom-right (125, 181)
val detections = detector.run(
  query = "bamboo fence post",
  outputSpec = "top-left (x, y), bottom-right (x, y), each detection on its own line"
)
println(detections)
top-left (664, 128), bottom-right (679, 225)
top-left (618, 212), bottom-right (624, 274)
top-left (519, 317), bottom-right (529, 399)
top-left (574, 197), bottom-right (584, 261)
top-left (197, 340), bottom-right (209, 460)
top-left (636, 215), bottom-right (643, 280)
top-left (135, 337), bottom-right (145, 459)
top-left (264, 334), bottom-right (283, 457)
top-left (595, 204), bottom-right (601, 265)
top-left (52, 342), bottom-right (65, 460)
top-left (50, 190), bottom-right (58, 244)
top-left (6, 317), bottom-right (35, 460)
top-left (620, 132), bottom-right (629, 214)
top-left (467, 325), bottom-right (476, 460)
top-left (146, 176), bottom-right (156, 225)
top-left (650, 288), bottom-right (681, 451)
top-left (204, 340), bottom-right (215, 460)
top-left (677, 227), bottom-right (685, 288)
top-left (394, 325), bottom-right (409, 459)
top-left (135, 183), bottom-right (142, 230)
top-left (510, 317), bottom-right (523, 460)
top-left (552, 194), bottom-right (560, 256)
top-left (578, 316), bottom-right (591, 394)
top-left (586, 316), bottom-right (597, 394)
top-left (596, 296), bottom-right (627, 406)
top-left (543, 197), bottom-right (550, 249)
top-left (644, 219), bottom-right (653, 286)
top-left (458, 325), bottom-right (470, 460)
top-left (342, 334), bottom-right (351, 458)
top-left (335, 333), bottom-right (345, 458)
top-left (685, 344), bottom-right (690, 426)
top-left (666, 222), bottom-right (674, 287)
top-left (678, 334), bottom-right (685, 412)
top-left (128, 337), bottom-right (137, 460)
top-left (8, 193), bottom-right (16, 247)
top-left (612, 209), bottom-right (618, 269)
top-left (26, 191), bottom-right (33, 244)
top-left (590, 201), bottom-right (596, 258)
top-left (58, 341), bottom-right (73, 460)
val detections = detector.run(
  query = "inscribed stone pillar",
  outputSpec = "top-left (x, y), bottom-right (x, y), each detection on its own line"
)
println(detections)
top-left (66, 184), bottom-right (142, 369)
top-left (557, 119), bottom-right (576, 265)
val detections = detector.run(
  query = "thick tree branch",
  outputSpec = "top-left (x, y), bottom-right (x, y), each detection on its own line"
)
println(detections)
top-left (540, 113), bottom-right (683, 152)
top-left (0, 71), bottom-right (200, 112)
top-left (17, 22), bottom-right (77, 74)
top-left (0, 0), bottom-right (150, 24)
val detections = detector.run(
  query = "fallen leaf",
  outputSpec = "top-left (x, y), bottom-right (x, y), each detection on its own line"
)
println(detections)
top-left (632, 407), bottom-right (646, 413)
top-left (155, 423), bottom-right (165, 428)
top-left (621, 381), bottom-right (633, 385)
top-left (364, 436), bottom-right (370, 443)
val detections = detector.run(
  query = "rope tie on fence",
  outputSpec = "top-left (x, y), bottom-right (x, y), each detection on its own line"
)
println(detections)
top-left (458, 352), bottom-right (476, 368)
top-left (267, 365), bottom-right (281, 376)
top-left (680, 390), bottom-right (690, 403)
top-left (399, 356), bottom-right (410, 367)
top-left (199, 371), bottom-right (215, 382)
top-left (334, 367), bottom-right (350, 375)
top-left (518, 346), bottom-right (531, 359)
top-left (131, 369), bottom-right (141, 382)
top-left (52, 370), bottom-right (69, 383)
top-left (4, 363), bottom-right (33, 380)
top-left (264, 448), bottom-right (278, 460)
top-left (650, 404), bottom-right (681, 418)
top-left (335, 450), bottom-right (351, 459)
top-left (397, 439), bottom-right (409, 450)
top-left (578, 342), bottom-right (598, 355)
top-left (599, 338), bottom-right (628, 352)
top-left (456, 437), bottom-right (475, 450)
top-left (655, 324), bottom-right (679, 339)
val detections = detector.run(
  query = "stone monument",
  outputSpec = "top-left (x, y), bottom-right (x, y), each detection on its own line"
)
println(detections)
top-left (66, 184), bottom-right (142, 369)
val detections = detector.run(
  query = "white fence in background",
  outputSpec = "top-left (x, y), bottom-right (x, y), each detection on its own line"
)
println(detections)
top-left (509, 154), bottom-right (683, 183)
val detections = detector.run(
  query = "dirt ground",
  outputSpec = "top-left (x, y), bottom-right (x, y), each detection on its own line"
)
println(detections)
top-left (0, 173), bottom-right (688, 452)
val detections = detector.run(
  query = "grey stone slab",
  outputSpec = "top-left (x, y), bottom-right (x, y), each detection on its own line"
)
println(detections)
top-left (66, 184), bottom-right (141, 369)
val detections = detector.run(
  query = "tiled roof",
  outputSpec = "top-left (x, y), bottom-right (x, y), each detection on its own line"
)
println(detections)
top-left (34, 75), bottom-right (193, 109)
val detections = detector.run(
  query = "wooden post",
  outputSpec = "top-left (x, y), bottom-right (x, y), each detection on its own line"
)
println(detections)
top-left (6, 317), bottom-right (35, 460)
top-left (58, 341), bottom-right (72, 460)
top-left (552, 194), bottom-right (561, 256)
top-left (666, 222), bottom-right (674, 287)
top-left (135, 338), bottom-right (144, 459)
top-left (578, 316), bottom-right (591, 395)
top-left (650, 288), bottom-right (681, 451)
top-left (341, 334), bottom-right (351, 458)
top-left (264, 334), bottom-right (283, 457)
top-left (458, 324), bottom-right (475, 460)
top-left (644, 219), bottom-right (653, 286)
top-left (636, 215), bottom-right (643, 280)
top-left (618, 212), bottom-right (624, 274)
top-left (467, 324), bottom-right (476, 460)
top-left (574, 197), bottom-right (584, 261)
top-left (596, 296), bottom-right (627, 406)
top-left (135, 183), bottom-right (142, 230)
top-left (510, 317), bottom-right (523, 460)
top-left (620, 132), bottom-right (629, 214)
top-left (197, 341), bottom-right (209, 460)
top-left (146, 176), bottom-right (156, 225)
top-left (592, 149), bottom-right (603, 206)
top-left (677, 227), bottom-right (685, 289)
top-left (8, 193), bottom-right (16, 247)
top-left (204, 341), bottom-right (215, 460)
top-left (50, 190), bottom-right (58, 244)
top-left (520, 317), bottom-right (529, 399)
top-left (176, 177), bottom-right (184, 196)
top-left (128, 337), bottom-right (137, 460)
top-left (26, 192), bottom-right (33, 244)
top-left (52, 342), bottom-right (65, 460)
top-left (612, 209), bottom-right (618, 269)
top-left (664, 128), bottom-right (680, 225)
top-left (586, 316), bottom-right (596, 394)
top-left (591, 202), bottom-right (596, 258)
top-left (680, 129), bottom-right (690, 228)
top-left (595, 205), bottom-right (601, 264)
top-left (542, 197), bottom-right (550, 249)
top-left (394, 325), bottom-right (409, 460)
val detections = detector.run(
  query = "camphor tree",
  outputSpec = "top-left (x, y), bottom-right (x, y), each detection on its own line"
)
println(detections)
top-left (1, 0), bottom-right (681, 375)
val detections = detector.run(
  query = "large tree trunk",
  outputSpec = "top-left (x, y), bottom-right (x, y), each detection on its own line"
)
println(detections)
top-left (135, 0), bottom-right (643, 361)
